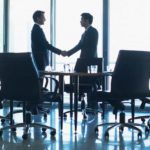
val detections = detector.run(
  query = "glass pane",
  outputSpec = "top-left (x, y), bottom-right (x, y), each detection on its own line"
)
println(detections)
top-left (0, 0), bottom-right (3, 52)
top-left (55, 0), bottom-right (103, 71)
top-left (9, 0), bottom-right (50, 52)
top-left (109, 0), bottom-right (150, 69)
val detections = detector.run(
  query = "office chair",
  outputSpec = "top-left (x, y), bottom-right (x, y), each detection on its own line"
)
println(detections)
top-left (95, 50), bottom-right (150, 139)
top-left (64, 57), bottom-right (103, 119)
top-left (0, 52), bottom-right (63, 140)
top-left (0, 74), bottom-right (56, 124)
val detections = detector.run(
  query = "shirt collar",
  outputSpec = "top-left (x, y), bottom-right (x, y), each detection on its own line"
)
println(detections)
top-left (35, 22), bottom-right (41, 27)
top-left (85, 25), bottom-right (91, 31)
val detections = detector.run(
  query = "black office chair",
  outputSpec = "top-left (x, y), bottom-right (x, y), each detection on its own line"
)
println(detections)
top-left (95, 50), bottom-right (150, 139)
top-left (64, 57), bottom-right (103, 119)
top-left (0, 73), bottom-right (58, 124)
top-left (0, 52), bottom-right (63, 140)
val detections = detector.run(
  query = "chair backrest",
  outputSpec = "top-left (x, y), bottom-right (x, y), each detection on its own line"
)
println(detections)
top-left (111, 50), bottom-right (150, 97)
top-left (74, 57), bottom-right (103, 73)
top-left (0, 52), bottom-right (40, 101)
top-left (73, 58), bottom-right (103, 87)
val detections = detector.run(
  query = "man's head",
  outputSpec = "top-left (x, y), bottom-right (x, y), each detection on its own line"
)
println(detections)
top-left (33, 10), bottom-right (46, 25)
top-left (80, 13), bottom-right (93, 28)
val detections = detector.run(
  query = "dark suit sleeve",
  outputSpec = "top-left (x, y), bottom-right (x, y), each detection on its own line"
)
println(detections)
top-left (67, 35), bottom-right (83, 56)
top-left (67, 27), bottom-right (98, 57)
top-left (36, 26), bottom-right (61, 55)
top-left (48, 44), bottom-right (62, 55)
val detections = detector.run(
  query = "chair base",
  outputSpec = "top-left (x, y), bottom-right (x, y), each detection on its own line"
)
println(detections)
top-left (95, 114), bottom-right (150, 140)
top-left (64, 107), bottom-right (102, 120)
top-left (0, 105), bottom-right (49, 124)
top-left (0, 100), bottom-right (23, 124)
top-left (63, 100), bottom-right (105, 120)
top-left (128, 115), bottom-right (150, 128)
top-left (128, 115), bottom-right (150, 123)
top-left (95, 122), bottom-right (149, 140)
top-left (0, 112), bottom-right (56, 140)
top-left (0, 109), bottom-right (23, 124)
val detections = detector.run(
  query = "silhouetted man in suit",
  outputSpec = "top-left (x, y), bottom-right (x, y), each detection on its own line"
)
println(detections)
top-left (62, 13), bottom-right (99, 109)
top-left (63, 13), bottom-right (98, 63)
top-left (30, 10), bottom-right (63, 113)
top-left (31, 10), bottom-right (63, 71)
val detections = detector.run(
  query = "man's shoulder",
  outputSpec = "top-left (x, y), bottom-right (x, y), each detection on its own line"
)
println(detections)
top-left (88, 26), bottom-right (98, 35)
top-left (32, 24), bottom-right (42, 34)
top-left (90, 26), bottom-right (98, 32)
top-left (33, 23), bottom-right (39, 27)
top-left (32, 24), bottom-right (41, 30)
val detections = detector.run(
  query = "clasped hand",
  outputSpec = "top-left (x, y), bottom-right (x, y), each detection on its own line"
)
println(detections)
top-left (61, 51), bottom-right (68, 57)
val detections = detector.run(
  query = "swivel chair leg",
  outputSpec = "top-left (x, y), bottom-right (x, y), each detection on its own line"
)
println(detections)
top-left (95, 112), bottom-right (149, 140)
top-left (0, 102), bottom-right (56, 140)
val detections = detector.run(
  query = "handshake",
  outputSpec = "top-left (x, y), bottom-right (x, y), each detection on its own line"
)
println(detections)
top-left (61, 51), bottom-right (69, 57)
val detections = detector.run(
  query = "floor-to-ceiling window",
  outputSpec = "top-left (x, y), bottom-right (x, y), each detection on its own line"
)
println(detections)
top-left (55, 0), bottom-right (103, 71)
top-left (8, 0), bottom-right (50, 52)
top-left (109, 0), bottom-right (150, 70)
top-left (0, 0), bottom-right (4, 52)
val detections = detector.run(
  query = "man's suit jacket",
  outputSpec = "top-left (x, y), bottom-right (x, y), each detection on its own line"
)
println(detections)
top-left (68, 26), bottom-right (99, 84)
top-left (67, 26), bottom-right (98, 72)
top-left (31, 24), bottom-right (61, 70)
top-left (67, 26), bottom-right (98, 59)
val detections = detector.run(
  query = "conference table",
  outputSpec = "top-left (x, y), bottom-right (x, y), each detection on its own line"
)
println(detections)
top-left (40, 70), bottom-right (111, 133)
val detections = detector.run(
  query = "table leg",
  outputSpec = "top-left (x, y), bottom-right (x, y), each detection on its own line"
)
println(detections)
top-left (70, 76), bottom-right (73, 118)
top-left (59, 75), bottom-right (64, 131)
top-left (74, 75), bottom-right (79, 133)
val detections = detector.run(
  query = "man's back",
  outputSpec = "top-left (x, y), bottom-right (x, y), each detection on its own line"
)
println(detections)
top-left (31, 23), bottom-right (49, 70)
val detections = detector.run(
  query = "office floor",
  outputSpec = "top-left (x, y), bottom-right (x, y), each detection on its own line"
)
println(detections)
top-left (0, 103), bottom-right (149, 150)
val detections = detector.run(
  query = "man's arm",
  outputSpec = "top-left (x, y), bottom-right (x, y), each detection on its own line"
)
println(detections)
top-left (65, 33), bottom-right (84, 57)
top-left (48, 44), bottom-right (62, 55)
top-left (37, 26), bottom-right (63, 55)
top-left (67, 42), bottom-right (81, 57)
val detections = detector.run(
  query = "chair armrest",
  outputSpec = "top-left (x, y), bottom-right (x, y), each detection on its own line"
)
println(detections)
top-left (49, 77), bottom-right (59, 94)
top-left (139, 97), bottom-right (150, 109)
top-left (40, 76), bottom-right (59, 94)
